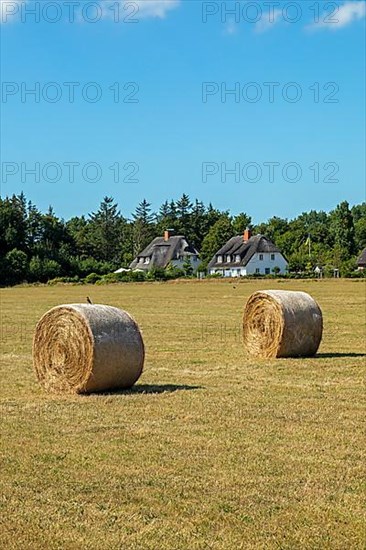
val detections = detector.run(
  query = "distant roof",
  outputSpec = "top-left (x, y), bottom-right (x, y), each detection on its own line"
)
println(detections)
top-left (130, 235), bottom-right (198, 270)
top-left (357, 248), bottom-right (366, 266)
top-left (208, 234), bottom-right (285, 269)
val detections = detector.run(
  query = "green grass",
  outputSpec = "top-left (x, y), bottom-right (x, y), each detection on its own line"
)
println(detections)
top-left (0, 279), bottom-right (365, 549)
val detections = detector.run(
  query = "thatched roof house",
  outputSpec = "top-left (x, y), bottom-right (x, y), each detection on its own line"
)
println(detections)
top-left (130, 230), bottom-right (200, 272)
top-left (208, 229), bottom-right (288, 277)
top-left (357, 248), bottom-right (366, 270)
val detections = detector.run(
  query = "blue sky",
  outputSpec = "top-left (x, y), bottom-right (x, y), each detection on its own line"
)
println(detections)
top-left (1, 0), bottom-right (365, 222)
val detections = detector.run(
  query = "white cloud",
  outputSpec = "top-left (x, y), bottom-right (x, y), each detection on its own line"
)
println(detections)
top-left (133, 0), bottom-right (181, 19)
top-left (100, 0), bottom-right (181, 21)
top-left (223, 3), bottom-right (283, 35)
top-left (255, 8), bottom-right (282, 33)
top-left (307, 1), bottom-right (365, 31)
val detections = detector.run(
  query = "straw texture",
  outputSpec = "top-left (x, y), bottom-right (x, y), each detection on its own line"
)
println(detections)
top-left (33, 304), bottom-right (144, 394)
top-left (243, 290), bottom-right (323, 358)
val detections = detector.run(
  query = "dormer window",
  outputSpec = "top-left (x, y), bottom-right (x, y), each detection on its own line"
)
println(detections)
top-left (236, 255), bottom-right (241, 263)
top-left (217, 255), bottom-right (223, 264)
top-left (226, 255), bottom-right (231, 263)
top-left (144, 258), bottom-right (150, 265)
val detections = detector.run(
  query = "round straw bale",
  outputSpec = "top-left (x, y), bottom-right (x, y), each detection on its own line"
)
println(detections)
top-left (33, 304), bottom-right (144, 394)
top-left (243, 290), bottom-right (323, 358)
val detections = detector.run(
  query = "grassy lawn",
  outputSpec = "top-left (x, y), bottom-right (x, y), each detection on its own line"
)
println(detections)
top-left (0, 279), bottom-right (365, 549)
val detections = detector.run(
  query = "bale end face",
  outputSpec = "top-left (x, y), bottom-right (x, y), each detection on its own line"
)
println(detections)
top-left (243, 290), bottom-right (323, 359)
top-left (33, 304), bottom-right (145, 394)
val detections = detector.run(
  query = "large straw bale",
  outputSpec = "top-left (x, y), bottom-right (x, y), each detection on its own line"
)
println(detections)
top-left (243, 290), bottom-right (323, 358)
top-left (33, 304), bottom-right (144, 393)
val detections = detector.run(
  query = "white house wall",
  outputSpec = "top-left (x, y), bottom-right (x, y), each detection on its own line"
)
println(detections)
top-left (209, 252), bottom-right (287, 277)
top-left (246, 252), bottom-right (288, 275)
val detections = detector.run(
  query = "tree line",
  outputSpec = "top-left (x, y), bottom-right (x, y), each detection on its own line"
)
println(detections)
top-left (0, 192), bottom-right (365, 286)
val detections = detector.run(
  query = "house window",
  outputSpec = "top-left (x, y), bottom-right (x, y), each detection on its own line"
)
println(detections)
top-left (271, 254), bottom-right (275, 261)
top-left (236, 255), bottom-right (241, 263)
top-left (265, 268), bottom-right (270, 275)
top-left (255, 268), bottom-right (260, 274)
top-left (259, 254), bottom-right (264, 261)
top-left (217, 255), bottom-right (223, 264)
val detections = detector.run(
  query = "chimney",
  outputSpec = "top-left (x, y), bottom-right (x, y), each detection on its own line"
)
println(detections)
top-left (243, 227), bottom-right (251, 242)
top-left (164, 229), bottom-right (174, 241)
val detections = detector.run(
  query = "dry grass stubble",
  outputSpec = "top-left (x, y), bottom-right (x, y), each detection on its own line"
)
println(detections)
top-left (0, 279), bottom-right (365, 549)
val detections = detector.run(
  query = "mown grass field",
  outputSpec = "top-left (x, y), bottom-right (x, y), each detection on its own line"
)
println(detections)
top-left (0, 279), bottom-right (365, 549)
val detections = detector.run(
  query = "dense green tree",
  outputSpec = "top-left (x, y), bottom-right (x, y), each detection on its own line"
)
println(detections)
top-left (351, 202), bottom-right (366, 223)
top-left (156, 200), bottom-right (179, 236)
top-left (38, 207), bottom-right (69, 260)
top-left (158, 201), bottom-right (170, 219)
top-left (191, 200), bottom-right (206, 244)
top-left (89, 197), bottom-right (124, 263)
top-left (0, 191), bottom-right (364, 285)
top-left (168, 201), bottom-right (177, 219)
top-left (28, 256), bottom-right (62, 282)
top-left (176, 193), bottom-right (192, 219)
top-left (5, 249), bottom-right (28, 284)
top-left (255, 216), bottom-right (289, 242)
top-left (354, 217), bottom-right (366, 252)
top-left (232, 213), bottom-right (252, 234)
top-left (132, 199), bottom-right (155, 225)
top-left (0, 194), bottom-right (28, 254)
top-left (66, 216), bottom-right (92, 258)
top-left (330, 201), bottom-right (356, 260)
top-left (132, 199), bottom-right (155, 256)
top-left (205, 203), bottom-right (222, 226)
top-left (200, 215), bottom-right (234, 263)
top-left (175, 194), bottom-right (193, 237)
top-left (27, 202), bottom-right (43, 250)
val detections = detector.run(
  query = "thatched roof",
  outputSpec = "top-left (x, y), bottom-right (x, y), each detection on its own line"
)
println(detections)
top-left (357, 248), bottom-right (366, 267)
top-left (130, 235), bottom-right (198, 270)
top-left (208, 234), bottom-right (283, 269)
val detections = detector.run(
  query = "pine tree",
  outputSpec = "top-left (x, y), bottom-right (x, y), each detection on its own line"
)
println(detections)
top-left (132, 199), bottom-right (155, 225)
top-left (168, 200), bottom-right (177, 219)
top-left (132, 199), bottom-right (155, 256)
top-left (89, 197), bottom-right (123, 262)
top-left (176, 194), bottom-right (192, 218)
top-left (156, 200), bottom-right (179, 237)
top-left (158, 201), bottom-right (170, 220)
top-left (175, 194), bottom-right (193, 236)
top-left (189, 199), bottom-right (206, 248)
